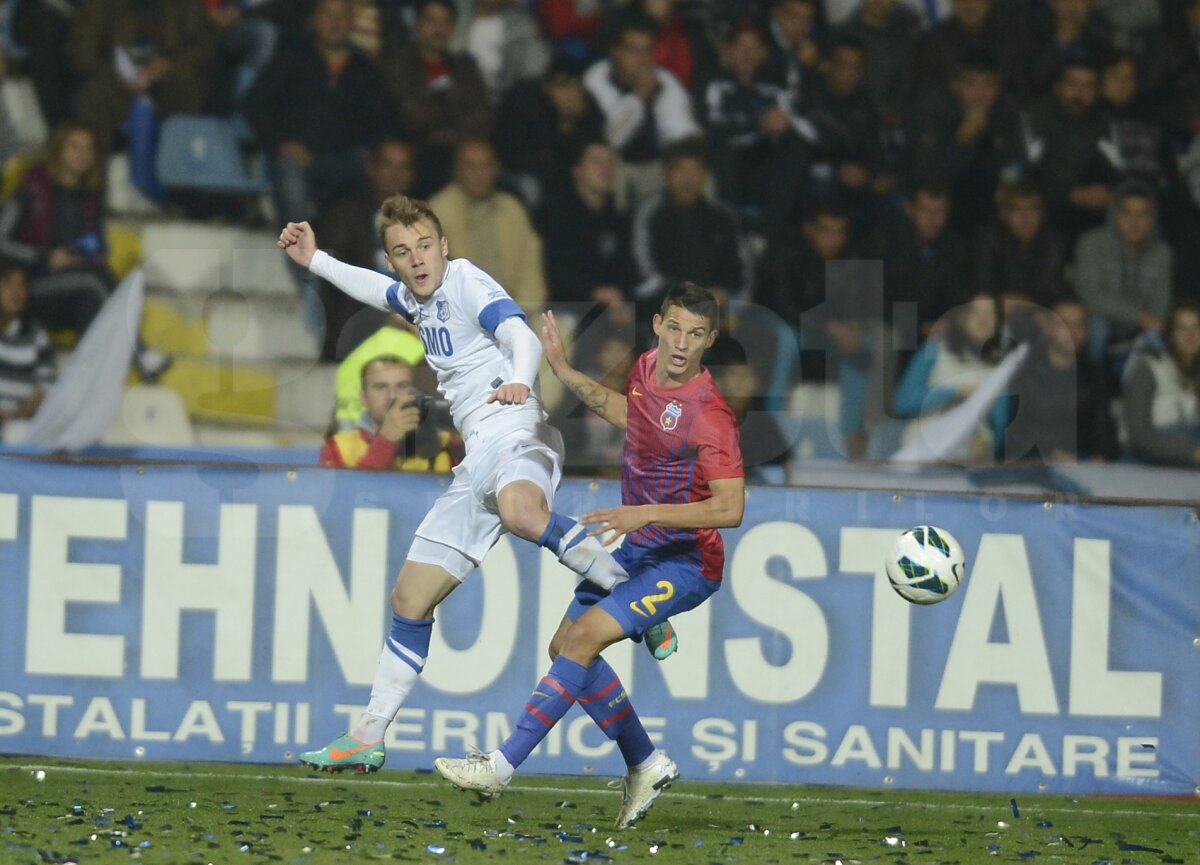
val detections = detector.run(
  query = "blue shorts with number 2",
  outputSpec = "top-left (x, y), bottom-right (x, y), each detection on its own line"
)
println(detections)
top-left (566, 539), bottom-right (720, 639)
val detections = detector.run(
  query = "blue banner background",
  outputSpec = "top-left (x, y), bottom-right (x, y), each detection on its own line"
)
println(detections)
top-left (0, 456), bottom-right (1196, 796)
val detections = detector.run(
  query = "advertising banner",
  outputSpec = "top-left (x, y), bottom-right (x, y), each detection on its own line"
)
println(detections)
top-left (0, 456), bottom-right (1196, 796)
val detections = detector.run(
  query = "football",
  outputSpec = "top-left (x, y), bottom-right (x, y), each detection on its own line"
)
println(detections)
top-left (885, 525), bottom-right (966, 605)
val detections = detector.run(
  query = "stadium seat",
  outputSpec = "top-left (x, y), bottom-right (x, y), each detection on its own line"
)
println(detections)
top-left (107, 153), bottom-right (163, 216)
top-left (155, 115), bottom-right (268, 196)
top-left (103, 384), bottom-right (196, 447)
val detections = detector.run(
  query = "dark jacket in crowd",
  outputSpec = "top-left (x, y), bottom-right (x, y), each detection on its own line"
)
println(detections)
top-left (496, 78), bottom-right (605, 193)
top-left (1003, 337), bottom-right (1119, 462)
top-left (244, 37), bottom-right (394, 154)
top-left (869, 212), bottom-right (971, 332)
top-left (909, 7), bottom-right (1026, 97)
top-left (631, 194), bottom-right (744, 301)
top-left (535, 177), bottom-right (635, 305)
top-left (1017, 96), bottom-right (1122, 238)
top-left (907, 86), bottom-right (1021, 233)
top-left (974, 219), bottom-right (1069, 307)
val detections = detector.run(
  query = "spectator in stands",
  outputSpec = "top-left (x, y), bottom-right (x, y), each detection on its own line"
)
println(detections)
top-left (495, 52), bottom-right (604, 205)
top-left (535, 0), bottom-right (601, 60)
top-left (760, 0), bottom-right (824, 96)
top-left (333, 314), bottom-right (426, 429)
top-left (381, 0), bottom-right (493, 196)
top-left (809, 33), bottom-right (888, 228)
top-left (535, 140), bottom-right (635, 329)
top-left (1122, 300), bottom-right (1200, 467)
top-left (709, 336), bottom-right (791, 483)
top-left (893, 290), bottom-right (1004, 462)
top-left (757, 196), bottom-right (853, 350)
top-left (630, 137), bottom-right (744, 337)
top-left (909, 0), bottom-right (1024, 98)
top-left (907, 50), bottom-right (1019, 234)
top-left (0, 261), bottom-right (54, 432)
top-left (1142, 0), bottom-right (1200, 140)
top-left (756, 197), bottom-right (876, 450)
top-left (596, 0), bottom-right (718, 96)
top-left (205, 0), bottom-right (279, 115)
top-left (1095, 0), bottom-right (1160, 48)
top-left (321, 354), bottom-right (457, 470)
top-left (1097, 51), bottom-right (1171, 188)
top-left (1017, 55), bottom-right (1121, 242)
top-left (0, 120), bottom-right (168, 378)
top-left (244, 0), bottom-right (395, 224)
top-left (450, 0), bottom-right (551, 102)
top-left (583, 12), bottom-right (701, 206)
top-left (836, 0), bottom-right (919, 124)
top-left (702, 19), bottom-right (814, 235)
top-left (315, 138), bottom-right (418, 360)
top-left (1177, 99), bottom-right (1200, 302)
top-left (870, 181), bottom-right (969, 338)
top-left (975, 179), bottom-right (1070, 311)
top-left (3, 0), bottom-right (79, 128)
top-left (1003, 296), bottom-right (1118, 462)
top-left (1025, 0), bottom-right (1114, 97)
top-left (429, 137), bottom-right (547, 308)
top-left (1074, 179), bottom-right (1173, 364)
top-left (67, 0), bottom-right (219, 161)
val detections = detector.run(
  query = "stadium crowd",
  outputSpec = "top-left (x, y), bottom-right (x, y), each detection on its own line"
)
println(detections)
top-left (0, 0), bottom-right (1198, 474)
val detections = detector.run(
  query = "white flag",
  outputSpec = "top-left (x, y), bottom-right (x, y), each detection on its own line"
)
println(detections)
top-left (24, 269), bottom-right (145, 451)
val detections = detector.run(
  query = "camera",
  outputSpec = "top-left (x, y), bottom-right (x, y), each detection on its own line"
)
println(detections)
top-left (405, 391), bottom-right (453, 429)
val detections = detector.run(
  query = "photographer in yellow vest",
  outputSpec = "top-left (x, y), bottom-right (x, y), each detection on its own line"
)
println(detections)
top-left (320, 354), bottom-right (457, 471)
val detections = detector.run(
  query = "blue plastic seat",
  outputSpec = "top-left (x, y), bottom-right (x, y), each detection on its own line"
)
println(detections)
top-left (155, 114), bottom-right (267, 195)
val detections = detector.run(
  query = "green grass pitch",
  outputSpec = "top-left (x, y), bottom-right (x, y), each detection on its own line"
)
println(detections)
top-left (1, 757), bottom-right (1196, 863)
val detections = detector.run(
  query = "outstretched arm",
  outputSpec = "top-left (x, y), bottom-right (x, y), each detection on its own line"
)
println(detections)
top-left (581, 476), bottom-right (746, 543)
top-left (541, 310), bottom-right (628, 429)
top-left (278, 221), bottom-right (395, 310)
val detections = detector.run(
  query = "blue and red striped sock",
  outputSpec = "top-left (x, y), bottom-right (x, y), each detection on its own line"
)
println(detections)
top-left (500, 655), bottom-right (590, 769)
top-left (577, 657), bottom-right (654, 767)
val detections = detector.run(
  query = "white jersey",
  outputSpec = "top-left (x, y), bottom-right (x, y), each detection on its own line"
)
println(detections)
top-left (309, 252), bottom-right (542, 433)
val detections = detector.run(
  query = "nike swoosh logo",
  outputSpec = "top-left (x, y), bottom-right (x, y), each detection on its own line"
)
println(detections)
top-left (631, 387), bottom-right (643, 396)
top-left (329, 741), bottom-right (378, 760)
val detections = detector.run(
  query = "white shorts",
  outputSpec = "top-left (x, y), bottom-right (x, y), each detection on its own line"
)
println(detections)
top-left (407, 411), bottom-right (564, 580)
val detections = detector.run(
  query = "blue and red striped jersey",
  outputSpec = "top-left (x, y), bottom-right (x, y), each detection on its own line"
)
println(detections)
top-left (621, 349), bottom-right (743, 581)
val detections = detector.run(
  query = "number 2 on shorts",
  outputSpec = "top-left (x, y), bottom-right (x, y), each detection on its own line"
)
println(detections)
top-left (629, 580), bottom-right (675, 617)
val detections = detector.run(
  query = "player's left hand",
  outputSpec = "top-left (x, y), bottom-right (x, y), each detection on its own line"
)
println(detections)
top-left (487, 383), bottom-right (530, 405)
top-left (582, 506), bottom-right (650, 545)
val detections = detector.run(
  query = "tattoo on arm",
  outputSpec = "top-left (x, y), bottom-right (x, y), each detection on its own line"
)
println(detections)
top-left (568, 377), bottom-right (610, 417)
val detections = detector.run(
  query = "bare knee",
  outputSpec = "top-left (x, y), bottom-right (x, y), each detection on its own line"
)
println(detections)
top-left (559, 620), bottom-right (605, 666)
top-left (390, 562), bottom-right (459, 619)
top-left (390, 579), bottom-right (428, 619)
top-left (498, 482), bottom-right (550, 542)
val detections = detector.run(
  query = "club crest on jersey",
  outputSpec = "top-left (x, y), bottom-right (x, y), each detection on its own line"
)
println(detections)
top-left (436, 300), bottom-right (450, 322)
top-left (659, 400), bottom-right (683, 431)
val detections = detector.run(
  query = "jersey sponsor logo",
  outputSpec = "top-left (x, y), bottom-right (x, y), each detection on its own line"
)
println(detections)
top-left (436, 300), bottom-right (450, 322)
top-left (659, 400), bottom-right (683, 431)
top-left (419, 325), bottom-right (454, 357)
top-left (631, 387), bottom-right (643, 397)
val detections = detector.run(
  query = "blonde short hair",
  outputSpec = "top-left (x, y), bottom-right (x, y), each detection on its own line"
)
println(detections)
top-left (377, 195), bottom-right (444, 249)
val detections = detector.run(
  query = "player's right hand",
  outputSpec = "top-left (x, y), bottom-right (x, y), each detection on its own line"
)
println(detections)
top-left (540, 310), bottom-right (569, 372)
top-left (277, 221), bottom-right (317, 269)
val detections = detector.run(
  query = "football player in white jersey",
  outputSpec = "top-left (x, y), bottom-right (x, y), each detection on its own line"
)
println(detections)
top-left (278, 196), bottom-right (676, 773)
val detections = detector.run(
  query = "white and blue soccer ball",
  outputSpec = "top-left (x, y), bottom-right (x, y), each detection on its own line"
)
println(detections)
top-left (885, 525), bottom-right (966, 605)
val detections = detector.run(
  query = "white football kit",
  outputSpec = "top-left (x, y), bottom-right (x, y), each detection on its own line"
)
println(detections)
top-left (310, 251), bottom-right (564, 579)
